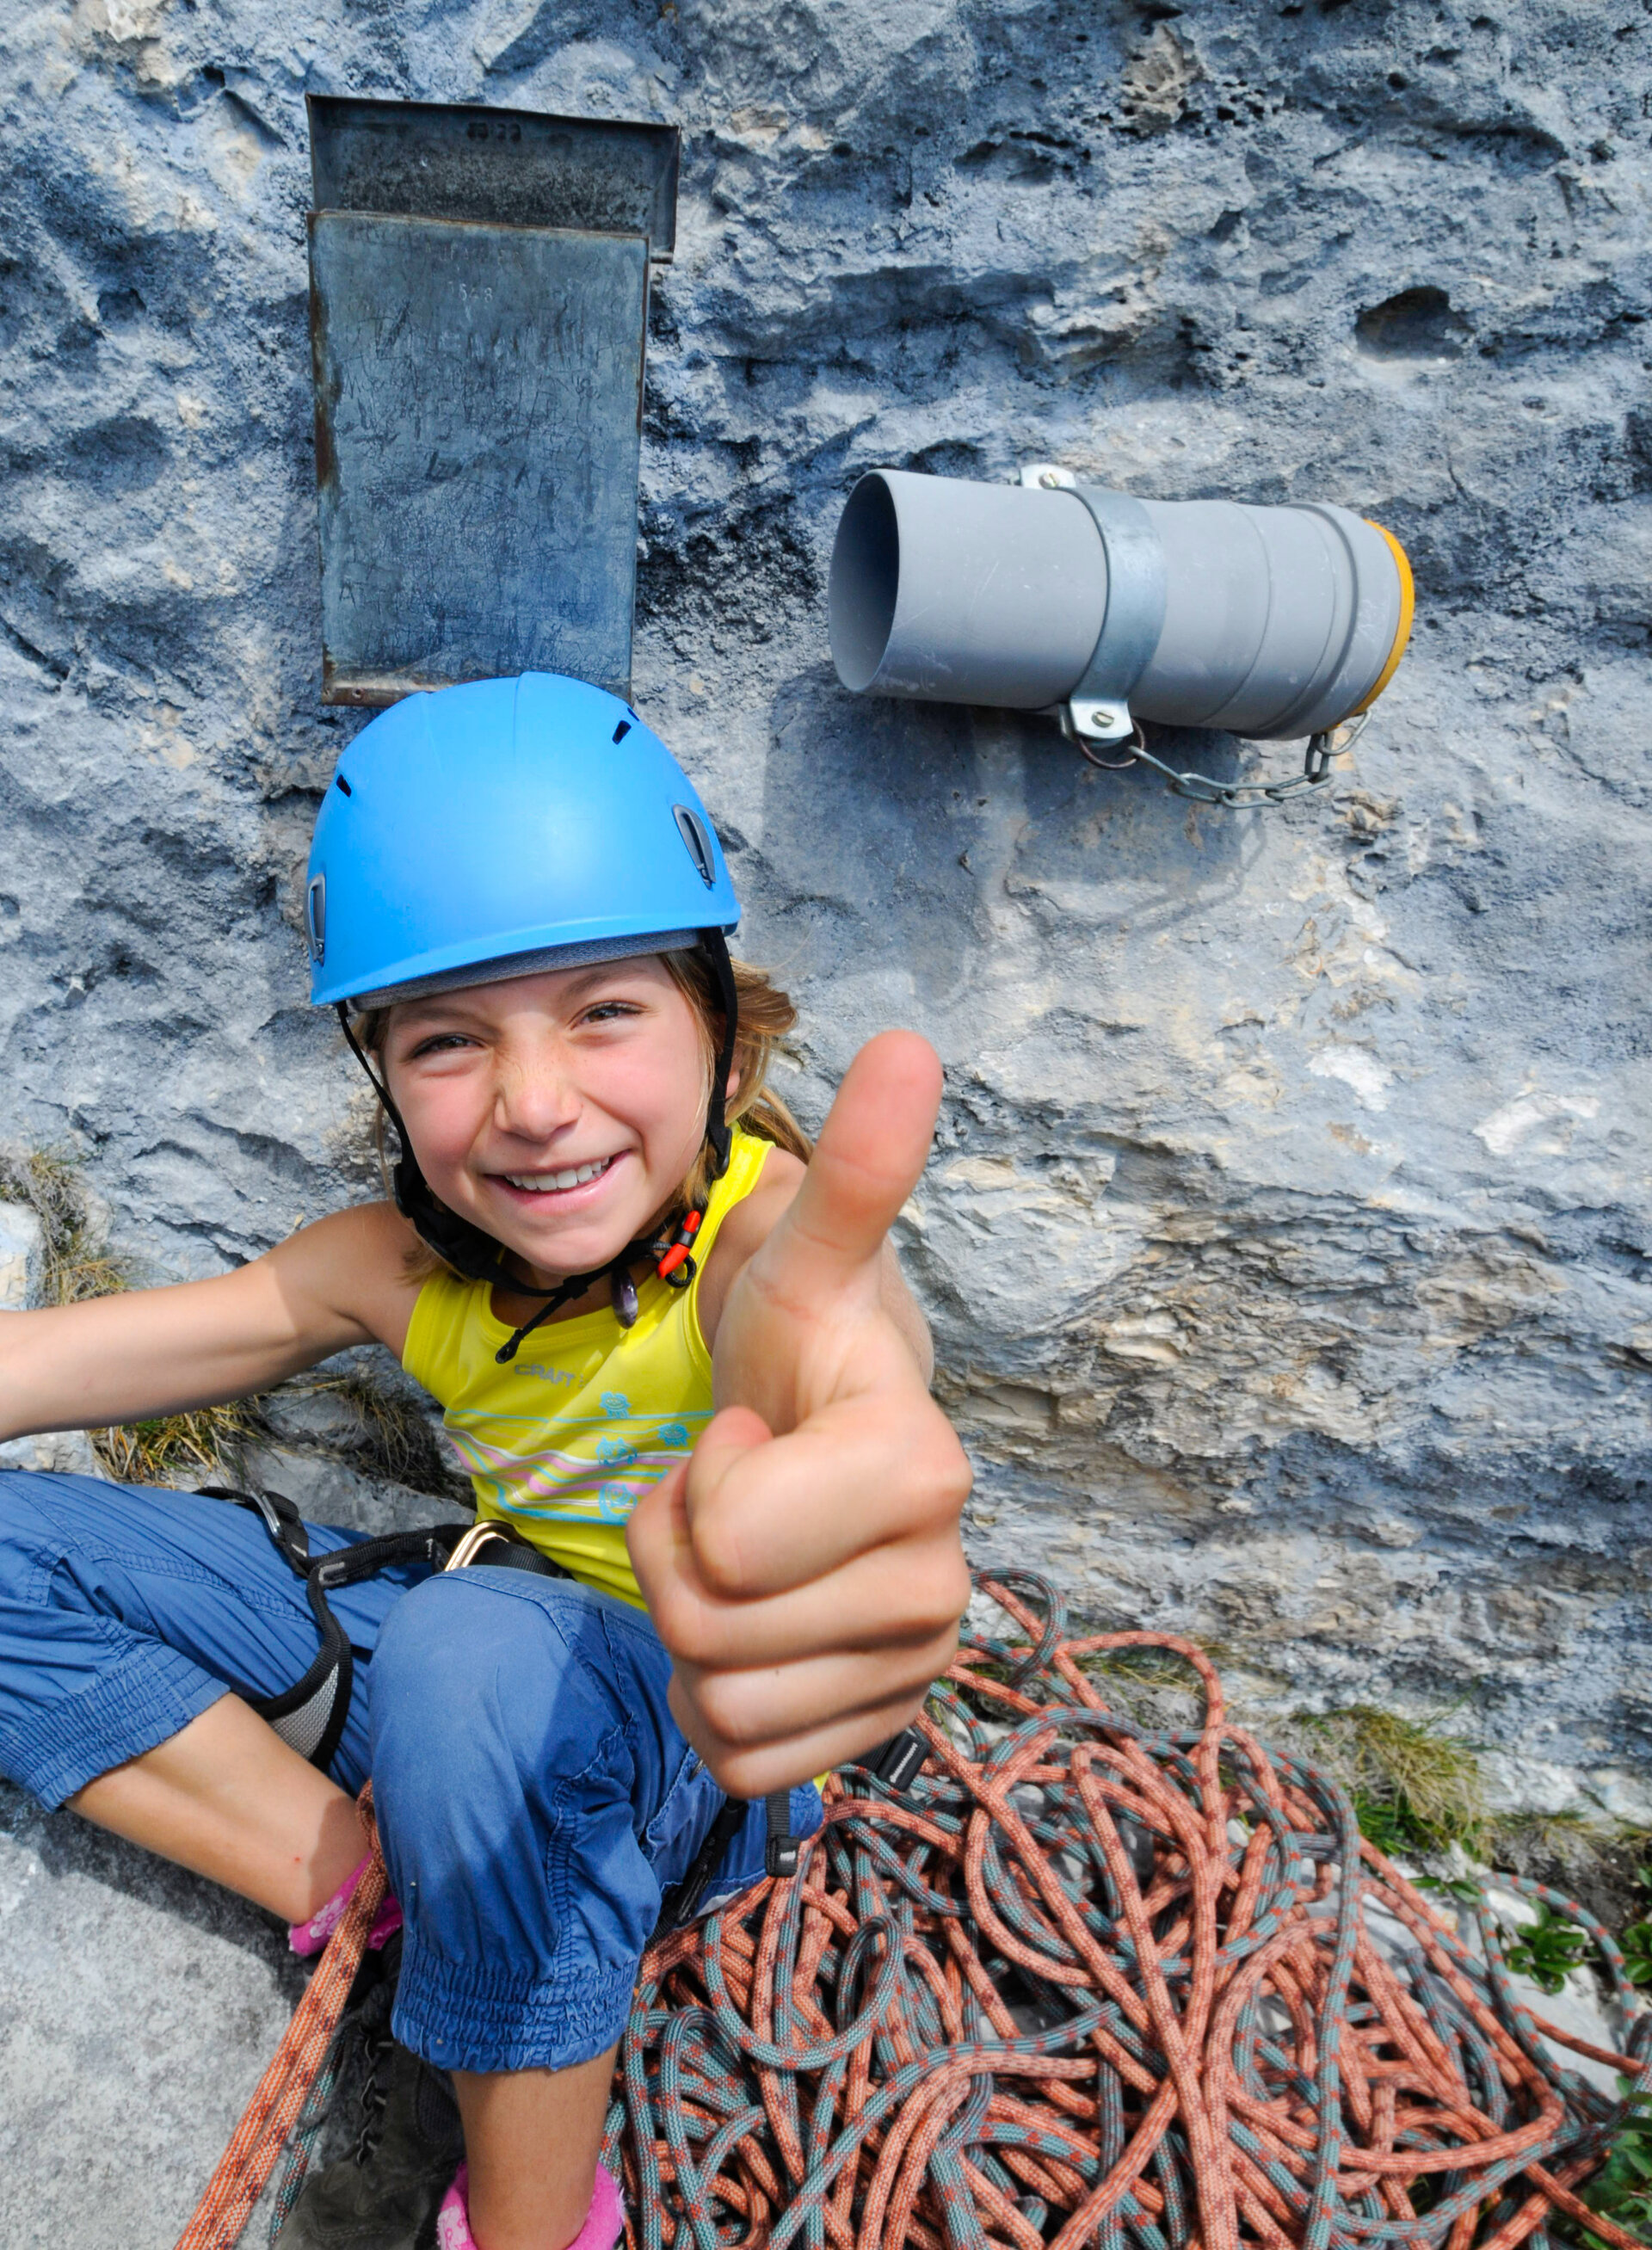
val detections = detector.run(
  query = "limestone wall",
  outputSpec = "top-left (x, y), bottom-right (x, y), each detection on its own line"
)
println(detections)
top-left (2, 0), bottom-right (1649, 1823)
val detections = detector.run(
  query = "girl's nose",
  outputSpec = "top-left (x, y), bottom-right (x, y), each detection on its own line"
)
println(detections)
top-left (490, 1046), bottom-right (581, 1142)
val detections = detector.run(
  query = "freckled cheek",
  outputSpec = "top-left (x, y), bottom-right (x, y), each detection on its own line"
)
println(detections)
top-left (393, 1082), bottom-right (492, 1198)
top-left (584, 1049), bottom-right (706, 1164)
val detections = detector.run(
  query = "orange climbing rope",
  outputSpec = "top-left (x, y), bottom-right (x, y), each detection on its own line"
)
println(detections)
top-left (606, 1575), bottom-right (1651, 2250)
top-left (177, 1582), bottom-right (1651, 2250)
top-left (174, 1789), bottom-right (387, 2250)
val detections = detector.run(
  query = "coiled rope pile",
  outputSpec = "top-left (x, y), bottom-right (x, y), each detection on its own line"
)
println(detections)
top-left (177, 1572), bottom-right (1652, 2250)
top-left (604, 1573), bottom-right (1651, 2250)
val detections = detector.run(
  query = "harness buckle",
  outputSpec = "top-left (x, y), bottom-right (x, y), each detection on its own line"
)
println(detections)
top-left (864, 1726), bottom-right (928, 1794)
top-left (764, 1834), bottom-right (801, 1879)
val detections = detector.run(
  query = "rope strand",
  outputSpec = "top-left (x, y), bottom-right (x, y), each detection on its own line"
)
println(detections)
top-left (175, 1789), bottom-right (386, 2250)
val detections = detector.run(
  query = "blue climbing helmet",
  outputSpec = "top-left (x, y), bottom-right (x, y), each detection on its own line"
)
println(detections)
top-left (306, 672), bottom-right (737, 1008)
top-left (305, 672), bottom-right (743, 1319)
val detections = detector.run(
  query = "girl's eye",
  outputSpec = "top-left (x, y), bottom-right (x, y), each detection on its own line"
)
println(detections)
top-left (582, 1001), bottom-right (642, 1025)
top-left (405, 1033), bottom-right (476, 1058)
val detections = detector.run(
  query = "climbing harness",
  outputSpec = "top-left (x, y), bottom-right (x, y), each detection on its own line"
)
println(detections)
top-left (180, 1569), bottom-right (1650, 2250)
top-left (208, 1482), bottom-right (800, 1898)
top-left (1066, 710), bottom-right (1371, 811)
top-left (200, 1486), bottom-right (473, 1776)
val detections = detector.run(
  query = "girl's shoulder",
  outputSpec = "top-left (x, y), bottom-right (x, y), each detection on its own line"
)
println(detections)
top-left (265, 1199), bottom-right (429, 1361)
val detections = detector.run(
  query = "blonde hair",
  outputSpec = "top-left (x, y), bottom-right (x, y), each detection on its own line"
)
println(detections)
top-left (350, 950), bottom-right (811, 1276)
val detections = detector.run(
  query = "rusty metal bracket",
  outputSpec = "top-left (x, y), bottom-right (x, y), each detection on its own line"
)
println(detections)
top-left (305, 97), bottom-right (679, 709)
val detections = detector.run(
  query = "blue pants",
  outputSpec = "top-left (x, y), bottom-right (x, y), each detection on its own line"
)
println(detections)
top-left (0, 1470), bottom-right (817, 2073)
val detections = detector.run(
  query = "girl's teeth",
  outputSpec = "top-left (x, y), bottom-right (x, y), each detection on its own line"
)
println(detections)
top-left (506, 1157), bottom-right (612, 1193)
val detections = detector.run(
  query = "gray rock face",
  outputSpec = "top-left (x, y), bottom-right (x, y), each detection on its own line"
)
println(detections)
top-left (0, 3), bottom-right (1649, 2231)
top-left (0, 1784), bottom-right (308, 2247)
top-left (0, 1203), bottom-right (43, 1312)
top-left (1, 0), bottom-right (1646, 1781)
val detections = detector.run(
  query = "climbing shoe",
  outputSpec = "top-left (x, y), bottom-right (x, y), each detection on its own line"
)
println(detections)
top-left (272, 2031), bottom-right (465, 2250)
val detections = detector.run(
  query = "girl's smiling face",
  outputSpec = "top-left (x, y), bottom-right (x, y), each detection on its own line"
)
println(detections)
top-left (381, 955), bottom-right (712, 1287)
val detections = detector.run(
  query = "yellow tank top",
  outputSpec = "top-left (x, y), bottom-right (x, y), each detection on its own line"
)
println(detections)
top-left (402, 1126), bottom-right (774, 1606)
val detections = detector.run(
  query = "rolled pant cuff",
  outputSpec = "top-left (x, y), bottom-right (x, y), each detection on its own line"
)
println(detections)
top-left (3, 1647), bottom-right (229, 1810)
top-left (392, 1943), bottom-right (636, 2075)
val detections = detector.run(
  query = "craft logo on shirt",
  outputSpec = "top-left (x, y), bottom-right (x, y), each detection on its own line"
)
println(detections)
top-left (517, 1364), bottom-right (577, 1386)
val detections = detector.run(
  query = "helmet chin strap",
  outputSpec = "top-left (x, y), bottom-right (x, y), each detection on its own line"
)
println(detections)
top-left (334, 928), bottom-right (740, 1364)
top-left (700, 928), bottom-right (738, 1182)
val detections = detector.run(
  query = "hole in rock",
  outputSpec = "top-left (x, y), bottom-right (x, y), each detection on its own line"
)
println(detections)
top-left (1354, 286), bottom-right (1472, 360)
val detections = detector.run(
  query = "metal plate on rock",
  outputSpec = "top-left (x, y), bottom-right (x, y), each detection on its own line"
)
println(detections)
top-left (310, 212), bottom-right (648, 706)
top-left (308, 96), bottom-right (677, 257)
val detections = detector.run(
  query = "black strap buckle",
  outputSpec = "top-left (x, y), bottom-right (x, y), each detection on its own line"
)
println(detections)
top-left (763, 1786), bottom-right (799, 1877)
top-left (863, 1726), bottom-right (928, 1794)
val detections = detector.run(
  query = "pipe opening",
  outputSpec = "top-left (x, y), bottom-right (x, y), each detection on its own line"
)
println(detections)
top-left (828, 474), bottom-right (900, 693)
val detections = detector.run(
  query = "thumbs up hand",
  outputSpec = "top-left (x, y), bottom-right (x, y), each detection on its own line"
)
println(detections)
top-left (627, 1032), bottom-right (972, 1796)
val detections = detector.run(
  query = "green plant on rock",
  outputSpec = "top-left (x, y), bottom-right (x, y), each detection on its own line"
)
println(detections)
top-left (1500, 1901), bottom-right (1592, 1996)
top-left (1298, 1703), bottom-right (1488, 1857)
top-left (1, 1142), bottom-right (250, 1485)
top-left (1352, 1792), bottom-right (1439, 1859)
top-left (1579, 2084), bottom-right (1652, 2250)
top-left (1619, 1880), bottom-right (1652, 1989)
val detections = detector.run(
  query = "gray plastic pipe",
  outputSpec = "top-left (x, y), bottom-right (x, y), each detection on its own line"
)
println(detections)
top-left (827, 468), bottom-right (1413, 742)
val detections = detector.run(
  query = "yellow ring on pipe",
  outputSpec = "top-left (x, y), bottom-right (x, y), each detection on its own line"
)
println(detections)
top-left (1350, 522), bottom-right (1415, 714)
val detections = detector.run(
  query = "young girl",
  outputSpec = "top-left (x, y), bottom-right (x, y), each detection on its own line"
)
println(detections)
top-left (0, 673), bottom-right (972, 2250)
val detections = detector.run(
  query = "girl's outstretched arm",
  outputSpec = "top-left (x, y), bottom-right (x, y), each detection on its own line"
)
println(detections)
top-left (627, 1031), bottom-right (974, 1795)
top-left (0, 1203), bottom-right (423, 1442)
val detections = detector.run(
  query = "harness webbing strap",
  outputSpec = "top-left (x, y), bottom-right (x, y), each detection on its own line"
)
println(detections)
top-left (764, 1785), bottom-right (800, 1878)
top-left (657, 1793), bottom-right (752, 1932)
top-left (204, 1487), bottom-right (472, 1778)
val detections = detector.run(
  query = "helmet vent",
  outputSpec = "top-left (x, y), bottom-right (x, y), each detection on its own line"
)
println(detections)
top-left (306, 873), bottom-right (326, 964)
top-left (612, 719), bottom-right (632, 743)
top-left (673, 804), bottom-right (718, 888)
top-left (335, 774), bottom-right (354, 797)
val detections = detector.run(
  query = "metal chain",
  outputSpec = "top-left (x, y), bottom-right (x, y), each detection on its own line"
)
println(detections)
top-left (1075, 710), bottom-right (1370, 807)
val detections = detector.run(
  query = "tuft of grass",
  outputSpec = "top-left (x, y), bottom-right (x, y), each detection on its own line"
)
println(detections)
top-left (2, 1143), bottom-right (250, 1485)
top-left (1296, 1704), bottom-right (1488, 1856)
top-left (92, 1402), bottom-right (252, 1486)
top-left (1489, 1815), bottom-right (1652, 1943)
top-left (306, 1372), bottom-right (432, 1488)
top-left (270, 1369), bottom-right (467, 1501)
top-left (1071, 1645), bottom-right (1211, 1733)
top-left (0, 1143), bottom-right (133, 1304)
top-left (1076, 1648), bottom-right (1205, 1693)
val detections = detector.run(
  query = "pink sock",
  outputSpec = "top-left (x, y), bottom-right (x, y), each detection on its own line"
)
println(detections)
top-left (287, 1852), bottom-right (404, 1957)
top-left (436, 2161), bottom-right (624, 2250)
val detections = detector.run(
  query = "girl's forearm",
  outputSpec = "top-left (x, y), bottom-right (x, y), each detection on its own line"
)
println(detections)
top-left (0, 1293), bottom-right (307, 1439)
top-left (0, 1207), bottom-right (418, 1442)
